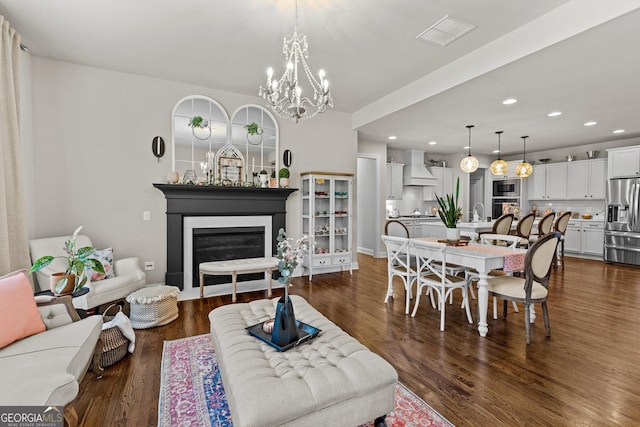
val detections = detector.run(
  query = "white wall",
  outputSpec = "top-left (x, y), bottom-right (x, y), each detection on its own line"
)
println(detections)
top-left (29, 57), bottom-right (356, 283)
top-left (356, 156), bottom-right (378, 255)
top-left (357, 139), bottom-right (387, 257)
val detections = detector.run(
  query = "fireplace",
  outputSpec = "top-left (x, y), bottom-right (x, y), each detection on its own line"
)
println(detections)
top-left (154, 184), bottom-right (297, 290)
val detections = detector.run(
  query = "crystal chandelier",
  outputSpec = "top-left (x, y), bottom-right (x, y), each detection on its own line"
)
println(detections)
top-left (259, 0), bottom-right (333, 123)
top-left (515, 136), bottom-right (533, 178)
top-left (490, 131), bottom-right (508, 176)
top-left (460, 125), bottom-right (479, 173)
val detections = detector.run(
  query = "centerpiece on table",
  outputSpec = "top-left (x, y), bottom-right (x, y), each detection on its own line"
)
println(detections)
top-left (29, 225), bottom-right (104, 295)
top-left (271, 228), bottom-right (314, 347)
top-left (435, 177), bottom-right (463, 241)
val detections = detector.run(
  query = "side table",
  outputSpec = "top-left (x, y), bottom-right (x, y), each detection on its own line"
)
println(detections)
top-left (35, 287), bottom-right (92, 318)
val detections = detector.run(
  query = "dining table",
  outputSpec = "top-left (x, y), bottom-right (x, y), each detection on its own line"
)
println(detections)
top-left (415, 237), bottom-right (527, 337)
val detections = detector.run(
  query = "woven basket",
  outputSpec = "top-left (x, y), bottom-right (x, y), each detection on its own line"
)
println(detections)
top-left (100, 303), bottom-right (129, 368)
top-left (126, 286), bottom-right (180, 329)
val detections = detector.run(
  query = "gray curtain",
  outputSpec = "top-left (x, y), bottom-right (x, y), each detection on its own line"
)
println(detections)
top-left (0, 15), bottom-right (30, 276)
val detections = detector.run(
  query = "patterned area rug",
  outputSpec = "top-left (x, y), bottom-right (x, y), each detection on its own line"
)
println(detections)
top-left (158, 334), bottom-right (454, 427)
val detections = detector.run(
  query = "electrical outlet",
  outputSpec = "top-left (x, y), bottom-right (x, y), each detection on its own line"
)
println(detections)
top-left (144, 261), bottom-right (155, 271)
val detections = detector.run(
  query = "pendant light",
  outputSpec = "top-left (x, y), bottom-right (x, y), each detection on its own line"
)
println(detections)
top-left (490, 131), bottom-right (508, 176)
top-left (515, 135), bottom-right (533, 178)
top-left (460, 125), bottom-right (479, 173)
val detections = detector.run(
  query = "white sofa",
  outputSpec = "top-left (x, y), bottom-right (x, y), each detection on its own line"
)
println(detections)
top-left (29, 234), bottom-right (146, 310)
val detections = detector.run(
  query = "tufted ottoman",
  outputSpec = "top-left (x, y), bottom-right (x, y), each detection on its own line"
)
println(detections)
top-left (209, 295), bottom-right (398, 427)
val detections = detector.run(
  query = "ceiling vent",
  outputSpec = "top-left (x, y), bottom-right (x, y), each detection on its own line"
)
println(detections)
top-left (417, 15), bottom-right (477, 47)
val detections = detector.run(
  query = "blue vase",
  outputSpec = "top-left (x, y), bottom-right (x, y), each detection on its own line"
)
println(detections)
top-left (271, 295), bottom-right (299, 347)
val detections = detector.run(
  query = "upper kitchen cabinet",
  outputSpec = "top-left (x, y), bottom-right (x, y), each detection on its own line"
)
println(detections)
top-left (423, 166), bottom-right (452, 201)
top-left (386, 163), bottom-right (404, 200)
top-left (566, 159), bottom-right (607, 199)
top-left (529, 163), bottom-right (567, 200)
top-left (491, 160), bottom-right (523, 180)
top-left (608, 146), bottom-right (640, 178)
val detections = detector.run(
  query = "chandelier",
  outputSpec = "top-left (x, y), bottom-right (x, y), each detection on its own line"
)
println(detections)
top-left (515, 136), bottom-right (533, 178)
top-left (490, 131), bottom-right (508, 176)
top-left (460, 125), bottom-right (479, 173)
top-left (259, 0), bottom-right (333, 123)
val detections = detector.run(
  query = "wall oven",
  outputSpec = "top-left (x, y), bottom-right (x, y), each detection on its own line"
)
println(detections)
top-left (493, 179), bottom-right (521, 197)
top-left (492, 199), bottom-right (519, 219)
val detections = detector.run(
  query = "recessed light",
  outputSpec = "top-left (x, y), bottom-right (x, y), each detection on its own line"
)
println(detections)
top-left (502, 98), bottom-right (517, 105)
top-left (548, 111), bottom-right (562, 117)
top-left (492, 149), bottom-right (500, 153)
top-left (584, 121), bottom-right (597, 126)
top-left (388, 135), bottom-right (397, 140)
top-left (428, 141), bottom-right (437, 145)
top-left (463, 146), bottom-right (470, 150)
top-left (613, 129), bottom-right (625, 134)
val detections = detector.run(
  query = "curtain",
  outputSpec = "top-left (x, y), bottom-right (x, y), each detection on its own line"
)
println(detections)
top-left (0, 15), bottom-right (30, 276)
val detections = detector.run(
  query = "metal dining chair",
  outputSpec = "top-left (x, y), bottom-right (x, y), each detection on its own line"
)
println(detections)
top-left (410, 239), bottom-right (473, 331)
top-left (381, 235), bottom-right (417, 314)
top-left (486, 232), bottom-right (561, 344)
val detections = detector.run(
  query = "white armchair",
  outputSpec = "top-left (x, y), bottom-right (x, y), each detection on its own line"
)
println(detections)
top-left (29, 234), bottom-right (146, 310)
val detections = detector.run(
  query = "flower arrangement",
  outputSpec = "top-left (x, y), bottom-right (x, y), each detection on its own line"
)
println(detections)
top-left (276, 228), bottom-right (314, 297)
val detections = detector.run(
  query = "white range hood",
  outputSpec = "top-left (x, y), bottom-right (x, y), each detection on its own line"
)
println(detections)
top-left (403, 150), bottom-right (437, 186)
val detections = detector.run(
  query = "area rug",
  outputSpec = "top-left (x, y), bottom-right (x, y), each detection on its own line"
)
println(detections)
top-left (158, 334), bottom-right (454, 427)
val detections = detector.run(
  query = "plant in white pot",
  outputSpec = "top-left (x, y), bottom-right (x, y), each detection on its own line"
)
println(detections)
top-left (435, 177), bottom-right (463, 241)
top-left (278, 167), bottom-right (290, 188)
top-left (29, 226), bottom-right (104, 295)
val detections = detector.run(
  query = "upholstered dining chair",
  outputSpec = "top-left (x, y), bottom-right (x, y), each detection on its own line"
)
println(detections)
top-left (384, 220), bottom-right (410, 238)
top-left (529, 211), bottom-right (555, 245)
top-left (479, 214), bottom-right (514, 244)
top-left (381, 235), bottom-right (416, 314)
top-left (553, 212), bottom-right (572, 268)
top-left (513, 213), bottom-right (535, 248)
top-left (485, 232), bottom-right (561, 344)
top-left (410, 239), bottom-right (473, 331)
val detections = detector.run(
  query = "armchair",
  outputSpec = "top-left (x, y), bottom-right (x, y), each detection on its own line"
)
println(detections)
top-left (29, 234), bottom-right (146, 310)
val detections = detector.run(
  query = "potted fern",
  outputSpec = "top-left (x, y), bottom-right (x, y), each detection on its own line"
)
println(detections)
top-left (435, 177), bottom-right (463, 241)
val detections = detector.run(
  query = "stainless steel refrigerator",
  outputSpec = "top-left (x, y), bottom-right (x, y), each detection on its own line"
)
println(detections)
top-left (605, 177), bottom-right (640, 265)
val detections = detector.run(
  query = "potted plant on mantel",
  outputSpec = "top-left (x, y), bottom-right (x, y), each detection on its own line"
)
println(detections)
top-left (435, 177), bottom-right (463, 241)
top-left (245, 122), bottom-right (263, 145)
top-left (29, 226), bottom-right (104, 295)
top-left (278, 167), bottom-right (290, 188)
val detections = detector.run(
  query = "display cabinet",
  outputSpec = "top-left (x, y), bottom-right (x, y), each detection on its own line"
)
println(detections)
top-left (301, 172), bottom-right (354, 280)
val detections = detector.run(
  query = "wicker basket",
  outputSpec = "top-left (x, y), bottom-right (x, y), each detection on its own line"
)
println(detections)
top-left (100, 303), bottom-right (130, 368)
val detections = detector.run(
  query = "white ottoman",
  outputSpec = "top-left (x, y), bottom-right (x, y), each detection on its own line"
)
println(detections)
top-left (126, 285), bottom-right (180, 329)
top-left (209, 295), bottom-right (398, 427)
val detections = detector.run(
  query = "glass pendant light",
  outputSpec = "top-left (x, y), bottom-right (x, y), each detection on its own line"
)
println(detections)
top-left (460, 125), bottom-right (479, 173)
top-left (490, 131), bottom-right (508, 176)
top-left (515, 135), bottom-right (533, 178)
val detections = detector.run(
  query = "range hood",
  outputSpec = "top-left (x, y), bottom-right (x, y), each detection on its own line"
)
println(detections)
top-left (403, 150), bottom-right (437, 186)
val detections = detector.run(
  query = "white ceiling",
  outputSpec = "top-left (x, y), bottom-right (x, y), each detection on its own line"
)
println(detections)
top-left (1, 0), bottom-right (640, 157)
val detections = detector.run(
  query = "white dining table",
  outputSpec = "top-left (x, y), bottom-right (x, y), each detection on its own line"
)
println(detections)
top-left (415, 238), bottom-right (527, 337)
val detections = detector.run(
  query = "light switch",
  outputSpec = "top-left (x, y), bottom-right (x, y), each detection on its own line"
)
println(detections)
top-left (143, 211), bottom-right (151, 221)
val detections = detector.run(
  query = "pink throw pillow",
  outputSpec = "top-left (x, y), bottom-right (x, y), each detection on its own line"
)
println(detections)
top-left (0, 270), bottom-right (46, 349)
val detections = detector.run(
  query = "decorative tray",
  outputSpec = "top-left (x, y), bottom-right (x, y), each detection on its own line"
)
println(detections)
top-left (246, 320), bottom-right (321, 352)
top-left (437, 239), bottom-right (470, 246)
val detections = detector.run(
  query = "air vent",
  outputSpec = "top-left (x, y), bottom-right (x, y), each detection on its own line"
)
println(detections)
top-left (417, 15), bottom-right (477, 46)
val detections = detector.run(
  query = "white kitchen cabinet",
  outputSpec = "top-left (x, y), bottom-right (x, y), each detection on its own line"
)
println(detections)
top-left (608, 146), bottom-right (640, 178)
top-left (529, 163), bottom-right (567, 200)
top-left (386, 163), bottom-right (404, 200)
top-left (301, 172), bottom-right (353, 280)
top-left (566, 159), bottom-right (607, 199)
top-left (491, 160), bottom-right (523, 180)
top-left (423, 166), bottom-right (452, 201)
top-left (564, 220), bottom-right (605, 256)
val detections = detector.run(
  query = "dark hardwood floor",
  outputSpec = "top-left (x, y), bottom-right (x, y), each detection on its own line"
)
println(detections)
top-left (75, 254), bottom-right (640, 426)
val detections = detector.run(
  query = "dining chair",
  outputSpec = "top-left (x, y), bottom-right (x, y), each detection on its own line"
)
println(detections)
top-left (479, 214), bottom-right (514, 244)
top-left (513, 212), bottom-right (535, 248)
top-left (553, 212), bottom-right (572, 268)
top-left (466, 233), bottom-right (522, 319)
top-left (433, 230), bottom-right (479, 303)
top-left (529, 211), bottom-right (555, 245)
top-left (384, 220), bottom-right (410, 238)
top-left (381, 235), bottom-right (416, 314)
top-left (485, 231), bottom-right (561, 344)
top-left (410, 239), bottom-right (473, 331)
